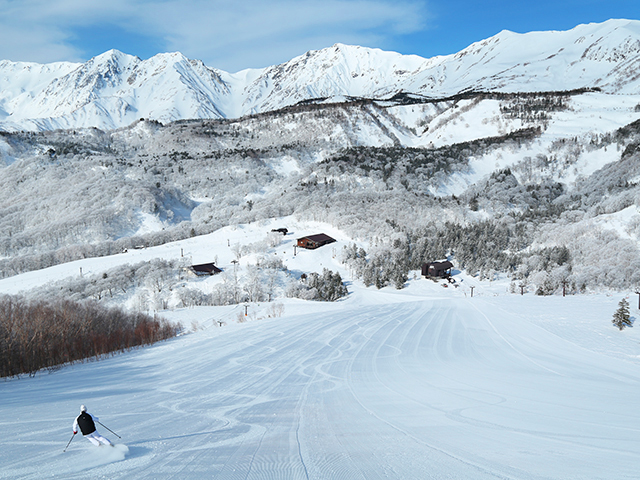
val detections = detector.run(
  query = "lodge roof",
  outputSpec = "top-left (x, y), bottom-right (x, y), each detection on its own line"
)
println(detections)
top-left (190, 263), bottom-right (222, 275)
top-left (429, 261), bottom-right (453, 270)
top-left (299, 233), bottom-right (335, 243)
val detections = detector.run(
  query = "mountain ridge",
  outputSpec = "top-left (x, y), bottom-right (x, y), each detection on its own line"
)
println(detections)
top-left (1, 19), bottom-right (640, 131)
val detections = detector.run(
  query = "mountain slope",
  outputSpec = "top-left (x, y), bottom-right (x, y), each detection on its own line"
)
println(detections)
top-left (405, 18), bottom-right (640, 95)
top-left (2, 87), bottom-right (640, 294)
top-left (1, 19), bottom-right (640, 131)
top-left (1, 272), bottom-right (639, 479)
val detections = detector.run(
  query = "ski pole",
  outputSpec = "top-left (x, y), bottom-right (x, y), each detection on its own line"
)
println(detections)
top-left (63, 433), bottom-right (75, 452)
top-left (97, 421), bottom-right (121, 439)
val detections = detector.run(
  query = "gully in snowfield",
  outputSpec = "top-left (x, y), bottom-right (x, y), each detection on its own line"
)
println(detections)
top-left (72, 405), bottom-right (112, 446)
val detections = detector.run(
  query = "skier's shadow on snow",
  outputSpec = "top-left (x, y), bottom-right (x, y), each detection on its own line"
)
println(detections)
top-left (120, 445), bottom-right (149, 459)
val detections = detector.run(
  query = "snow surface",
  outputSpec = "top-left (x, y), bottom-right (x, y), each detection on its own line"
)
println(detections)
top-left (1, 219), bottom-right (640, 479)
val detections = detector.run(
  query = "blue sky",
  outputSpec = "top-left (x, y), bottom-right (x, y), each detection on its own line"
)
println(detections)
top-left (0, 0), bottom-right (639, 72)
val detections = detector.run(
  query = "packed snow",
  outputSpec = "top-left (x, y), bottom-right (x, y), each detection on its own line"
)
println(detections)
top-left (1, 219), bottom-right (639, 479)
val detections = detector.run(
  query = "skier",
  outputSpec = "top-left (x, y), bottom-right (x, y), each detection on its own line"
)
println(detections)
top-left (72, 405), bottom-right (112, 446)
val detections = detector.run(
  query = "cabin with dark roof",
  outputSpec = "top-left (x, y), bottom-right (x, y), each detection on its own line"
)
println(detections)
top-left (297, 233), bottom-right (336, 250)
top-left (188, 263), bottom-right (222, 276)
top-left (422, 261), bottom-right (453, 278)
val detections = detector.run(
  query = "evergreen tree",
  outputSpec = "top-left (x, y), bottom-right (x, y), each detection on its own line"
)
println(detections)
top-left (612, 298), bottom-right (632, 331)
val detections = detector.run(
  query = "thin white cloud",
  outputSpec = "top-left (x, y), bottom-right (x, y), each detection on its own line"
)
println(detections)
top-left (0, 24), bottom-right (79, 64)
top-left (0, 0), bottom-right (428, 70)
top-left (153, 0), bottom-right (427, 70)
top-left (0, 0), bottom-right (139, 62)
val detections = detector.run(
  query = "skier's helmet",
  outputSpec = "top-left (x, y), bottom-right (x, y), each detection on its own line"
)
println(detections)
top-left (80, 405), bottom-right (87, 412)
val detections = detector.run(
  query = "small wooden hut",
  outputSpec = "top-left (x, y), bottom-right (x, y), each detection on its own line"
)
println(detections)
top-left (422, 261), bottom-right (453, 278)
top-left (296, 233), bottom-right (336, 250)
top-left (188, 263), bottom-right (222, 276)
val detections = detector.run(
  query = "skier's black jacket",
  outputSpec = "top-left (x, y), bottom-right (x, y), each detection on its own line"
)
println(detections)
top-left (77, 412), bottom-right (96, 435)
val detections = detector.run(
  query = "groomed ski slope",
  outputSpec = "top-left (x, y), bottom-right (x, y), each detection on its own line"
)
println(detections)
top-left (1, 285), bottom-right (640, 479)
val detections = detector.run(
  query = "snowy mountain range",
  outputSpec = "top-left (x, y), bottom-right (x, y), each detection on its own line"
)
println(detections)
top-left (1, 18), bottom-right (640, 131)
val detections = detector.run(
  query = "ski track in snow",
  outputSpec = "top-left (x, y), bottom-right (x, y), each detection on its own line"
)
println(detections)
top-left (1, 294), bottom-right (640, 479)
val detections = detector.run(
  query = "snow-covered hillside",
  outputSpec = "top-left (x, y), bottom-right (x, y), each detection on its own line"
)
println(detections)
top-left (1, 19), bottom-right (640, 131)
top-left (2, 84), bottom-right (640, 295)
top-left (1, 218), bottom-right (639, 479)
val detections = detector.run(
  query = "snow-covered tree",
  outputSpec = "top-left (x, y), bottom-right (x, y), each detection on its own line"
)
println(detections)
top-left (244, 265), bottom-right (265, 302)
top-left (612, 298), bottom-right (632, 331)
top-left (288, 269), bottom-right (348, 301)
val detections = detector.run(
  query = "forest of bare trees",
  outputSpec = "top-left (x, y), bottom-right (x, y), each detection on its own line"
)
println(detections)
top-left (0, 295), bottom-right (180, 378)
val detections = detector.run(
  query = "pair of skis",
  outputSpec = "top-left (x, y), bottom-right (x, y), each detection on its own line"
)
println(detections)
top-left (63, 421), bottom-right (121, 452)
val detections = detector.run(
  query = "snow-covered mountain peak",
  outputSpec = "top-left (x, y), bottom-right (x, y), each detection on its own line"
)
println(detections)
top-left (454, 18), bottom-right (640, 62)
top-left (237, 41), bottom-right (430, 112)
top-left (422, 18), bottom-right (640, 95)
top-left (1, 19), bottom-right (640, 131)
top-left (71, 50), bottom-right (140, 90)
top-left (90, 48), bottom-right (140, 65)
top-left (288, 42), bottom-right (425, 75)
top-left (146, 51), bottom-right (193, 66)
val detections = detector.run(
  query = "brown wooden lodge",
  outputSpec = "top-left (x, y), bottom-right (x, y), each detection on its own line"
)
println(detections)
top-left (422, 261), bottom-right (453, 278)
top-left (297, 233), bottom-right (336, 250)
top-left (189, 263), bottom-right (222, 276)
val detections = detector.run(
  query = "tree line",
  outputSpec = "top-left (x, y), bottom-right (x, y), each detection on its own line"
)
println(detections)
top-left (0, 295), bottom-right (180, 378)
